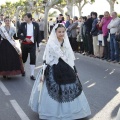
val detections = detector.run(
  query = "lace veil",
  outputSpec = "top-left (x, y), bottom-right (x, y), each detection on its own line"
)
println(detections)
top-left (43, 23), bottom-right (75, 68)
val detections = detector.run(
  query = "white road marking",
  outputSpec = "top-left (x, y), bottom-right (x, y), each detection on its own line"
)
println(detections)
top-left (0, 81), bottom-right (11, 95)
top-left (10, 100), bottom-right (30, 120)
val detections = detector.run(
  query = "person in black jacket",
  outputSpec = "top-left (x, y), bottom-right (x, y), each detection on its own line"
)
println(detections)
top-left (85, 12), bottom-right (94, 56)
top-left (91, 12), bottom-right (99, 57)
top-left (18, 13), bottom-right (40, 80)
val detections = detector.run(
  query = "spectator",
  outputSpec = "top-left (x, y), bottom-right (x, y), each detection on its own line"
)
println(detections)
top-left (62, 17), bottom-right (66, 24)
top-left (57, 14), bottom-right (63, 23)
top-left (67, 16), bottom-right (78, 51)
top-left (97, 15), bottom-right (104, 58)
top-left (99, 11), bottom-right (112, 60)
top-left (67, 19), bottom-right (73, 47)
top-left (0, 14), bottom-right (4, 26)
top-left (48, 18), bottom-right (54, 34)
top-left (107, 11), bottom-right (120, 63)
top-left (91, 12), bottom-right (99, 57)
top-left (81, 16), bottom-right (88, 55)
top-left (39, 18), bottom-right (45, 42)
top-left (65, 15), bottom-right (70, 28)
top-left (85, 12), bottom-right (94, 56)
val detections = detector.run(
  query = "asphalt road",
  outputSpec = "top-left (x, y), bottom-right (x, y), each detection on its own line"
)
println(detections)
top-left (0, 44), bottom-right (120, 120)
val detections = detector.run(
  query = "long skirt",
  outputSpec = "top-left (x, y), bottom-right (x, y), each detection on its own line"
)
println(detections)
top-left (0, 39), bottom-right (24, 76)
top-left (29, 66), bottom-right (91, 120)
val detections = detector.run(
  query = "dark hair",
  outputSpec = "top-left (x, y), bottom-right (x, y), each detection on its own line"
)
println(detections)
top-left (55, 24), bottom-right (66, 31)
top-left (74, 16), bottom-right (78, 20)
top-left (82, 16), bottom-right (87, 21)
top-left (67, 15), bottom-right (70, 18)
top-left (90, 12), bottom-right (94, 17)
top-left (99, 15), bottom-right (104, 20)
top-left (4, 16), bottom-right (10, 21)
top-left (59, 14), bottom-right (63, 16)
top-left (92, 12), bottom-right (97, 18)
top-left (62, 17), bottom-right (64, 21)
top-left (24, 13), bottom-right (32, 20)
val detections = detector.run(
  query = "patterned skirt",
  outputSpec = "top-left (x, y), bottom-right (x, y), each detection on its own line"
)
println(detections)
top-left (0, 39), bottom-right (24, 76)
top-left (29, 66), bottom-right (91, 120)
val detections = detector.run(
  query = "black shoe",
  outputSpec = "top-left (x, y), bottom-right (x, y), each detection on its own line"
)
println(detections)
top-left (22, 71), bottom-right (25, 76)
top-left (30, 76), bottom-right (36, 80)
top-left (6, 76), bottom-right (11, 79)
top-left (3, 76), bottom-right (7, 79)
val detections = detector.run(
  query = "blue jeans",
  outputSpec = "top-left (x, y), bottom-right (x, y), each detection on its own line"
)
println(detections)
top-left (110, 34), bottom-right (119, 62)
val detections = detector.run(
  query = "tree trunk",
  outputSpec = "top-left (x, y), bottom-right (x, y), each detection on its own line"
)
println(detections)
top-left (79, 9), bottom-right (82, 17)
top-left (106, 0), bottom-right (115, 13)
top-left (76, 3), bottom-right (82, 17)
top-left (44, 7), bottom-right (50, 41)
top-left (110, 2), bottom-right (114, 13)
top-left (67, 3), bottom-right (73, 18)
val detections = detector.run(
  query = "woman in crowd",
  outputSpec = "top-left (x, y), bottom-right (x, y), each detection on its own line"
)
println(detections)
top-left (81, 16), bottom-right (88, 55)
top-left (67, 19), bottom-right (73, 47)
top-left (97, 15), bottom-right (104, 58)
top-left (0, 17), bottom-right (24, 79)
top-left (29, 23), bottom-right (91, 120)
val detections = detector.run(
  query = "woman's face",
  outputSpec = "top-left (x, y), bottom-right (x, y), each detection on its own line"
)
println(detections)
top-left (4, 18), bottom-right (10, 26)
top-left (56, 27), bottom-right (65, 41)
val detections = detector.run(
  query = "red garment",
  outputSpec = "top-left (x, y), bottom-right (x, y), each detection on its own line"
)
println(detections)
top-left (96, 24), bottom-right (102, 30)
top-left (22, 36), bottom-right (33, 44)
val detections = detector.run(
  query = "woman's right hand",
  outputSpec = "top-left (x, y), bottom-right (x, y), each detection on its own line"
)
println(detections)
top-left (40, 75), bottom-right (44, 82)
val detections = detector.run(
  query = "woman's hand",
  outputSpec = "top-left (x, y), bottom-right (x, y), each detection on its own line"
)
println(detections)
top-left (40, 75), bottom-right (44, 82)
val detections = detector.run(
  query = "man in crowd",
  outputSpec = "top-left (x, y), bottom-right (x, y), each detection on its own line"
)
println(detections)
top-left (18, 13), bottom-right (40, 80)
top-left (99, 11), bottom-right (112, 60)
top-left (85, 12), bottom-right (94, 56)
top-left (107, 11), bottom-right (120, 63)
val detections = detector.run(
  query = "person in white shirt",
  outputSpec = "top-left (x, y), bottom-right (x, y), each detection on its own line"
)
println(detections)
top-left (18, 13), bottom-right (40, 80)
top-left (107, 11), bottom-right (120, 62)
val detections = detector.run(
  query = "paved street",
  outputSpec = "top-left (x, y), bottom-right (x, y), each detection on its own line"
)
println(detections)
top-left (0, 44), bottom-right (120, 120)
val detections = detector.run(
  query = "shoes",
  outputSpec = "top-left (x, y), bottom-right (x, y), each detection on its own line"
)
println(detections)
top-left (82, 52), bottom-right (85, 55)
top-left (30, 76), bottom-right (36, 80)
top-left (22, 71), bottom-right (25, 76)
top-left (107, 59), bottom-right (112, 62)
top-left (6, 76), bottom-right (11, 79)
top-left (3, 76), bottom-right (11, 79)
top-left (3, 76), bottom-right (7, 79)
top-left (112, 60), bottom-right (118, 63)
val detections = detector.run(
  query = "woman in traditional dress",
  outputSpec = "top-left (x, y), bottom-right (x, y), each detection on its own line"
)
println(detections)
top-left (29, 23), bottom-right (91, 120)
top-left (0, 17), bottom-right (24, 79)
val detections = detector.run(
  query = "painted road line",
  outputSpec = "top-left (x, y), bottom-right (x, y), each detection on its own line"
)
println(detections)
top-left (10, 100), bottom-right (30, 120)
top-left (0, 81), bottom-right (11, 95)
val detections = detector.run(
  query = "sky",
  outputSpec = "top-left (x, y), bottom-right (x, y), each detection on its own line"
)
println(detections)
top-left (1, 0), bottom-right (120, 16)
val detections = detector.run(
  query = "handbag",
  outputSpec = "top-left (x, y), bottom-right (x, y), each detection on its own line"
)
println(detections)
top-left (76, 34), bottom-right (82, 42)
top-left (45, 58), bottom-right (76, 85)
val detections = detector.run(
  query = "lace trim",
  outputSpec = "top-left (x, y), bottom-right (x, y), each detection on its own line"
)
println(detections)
top-left (45, 66), bottom-right (82, 103)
